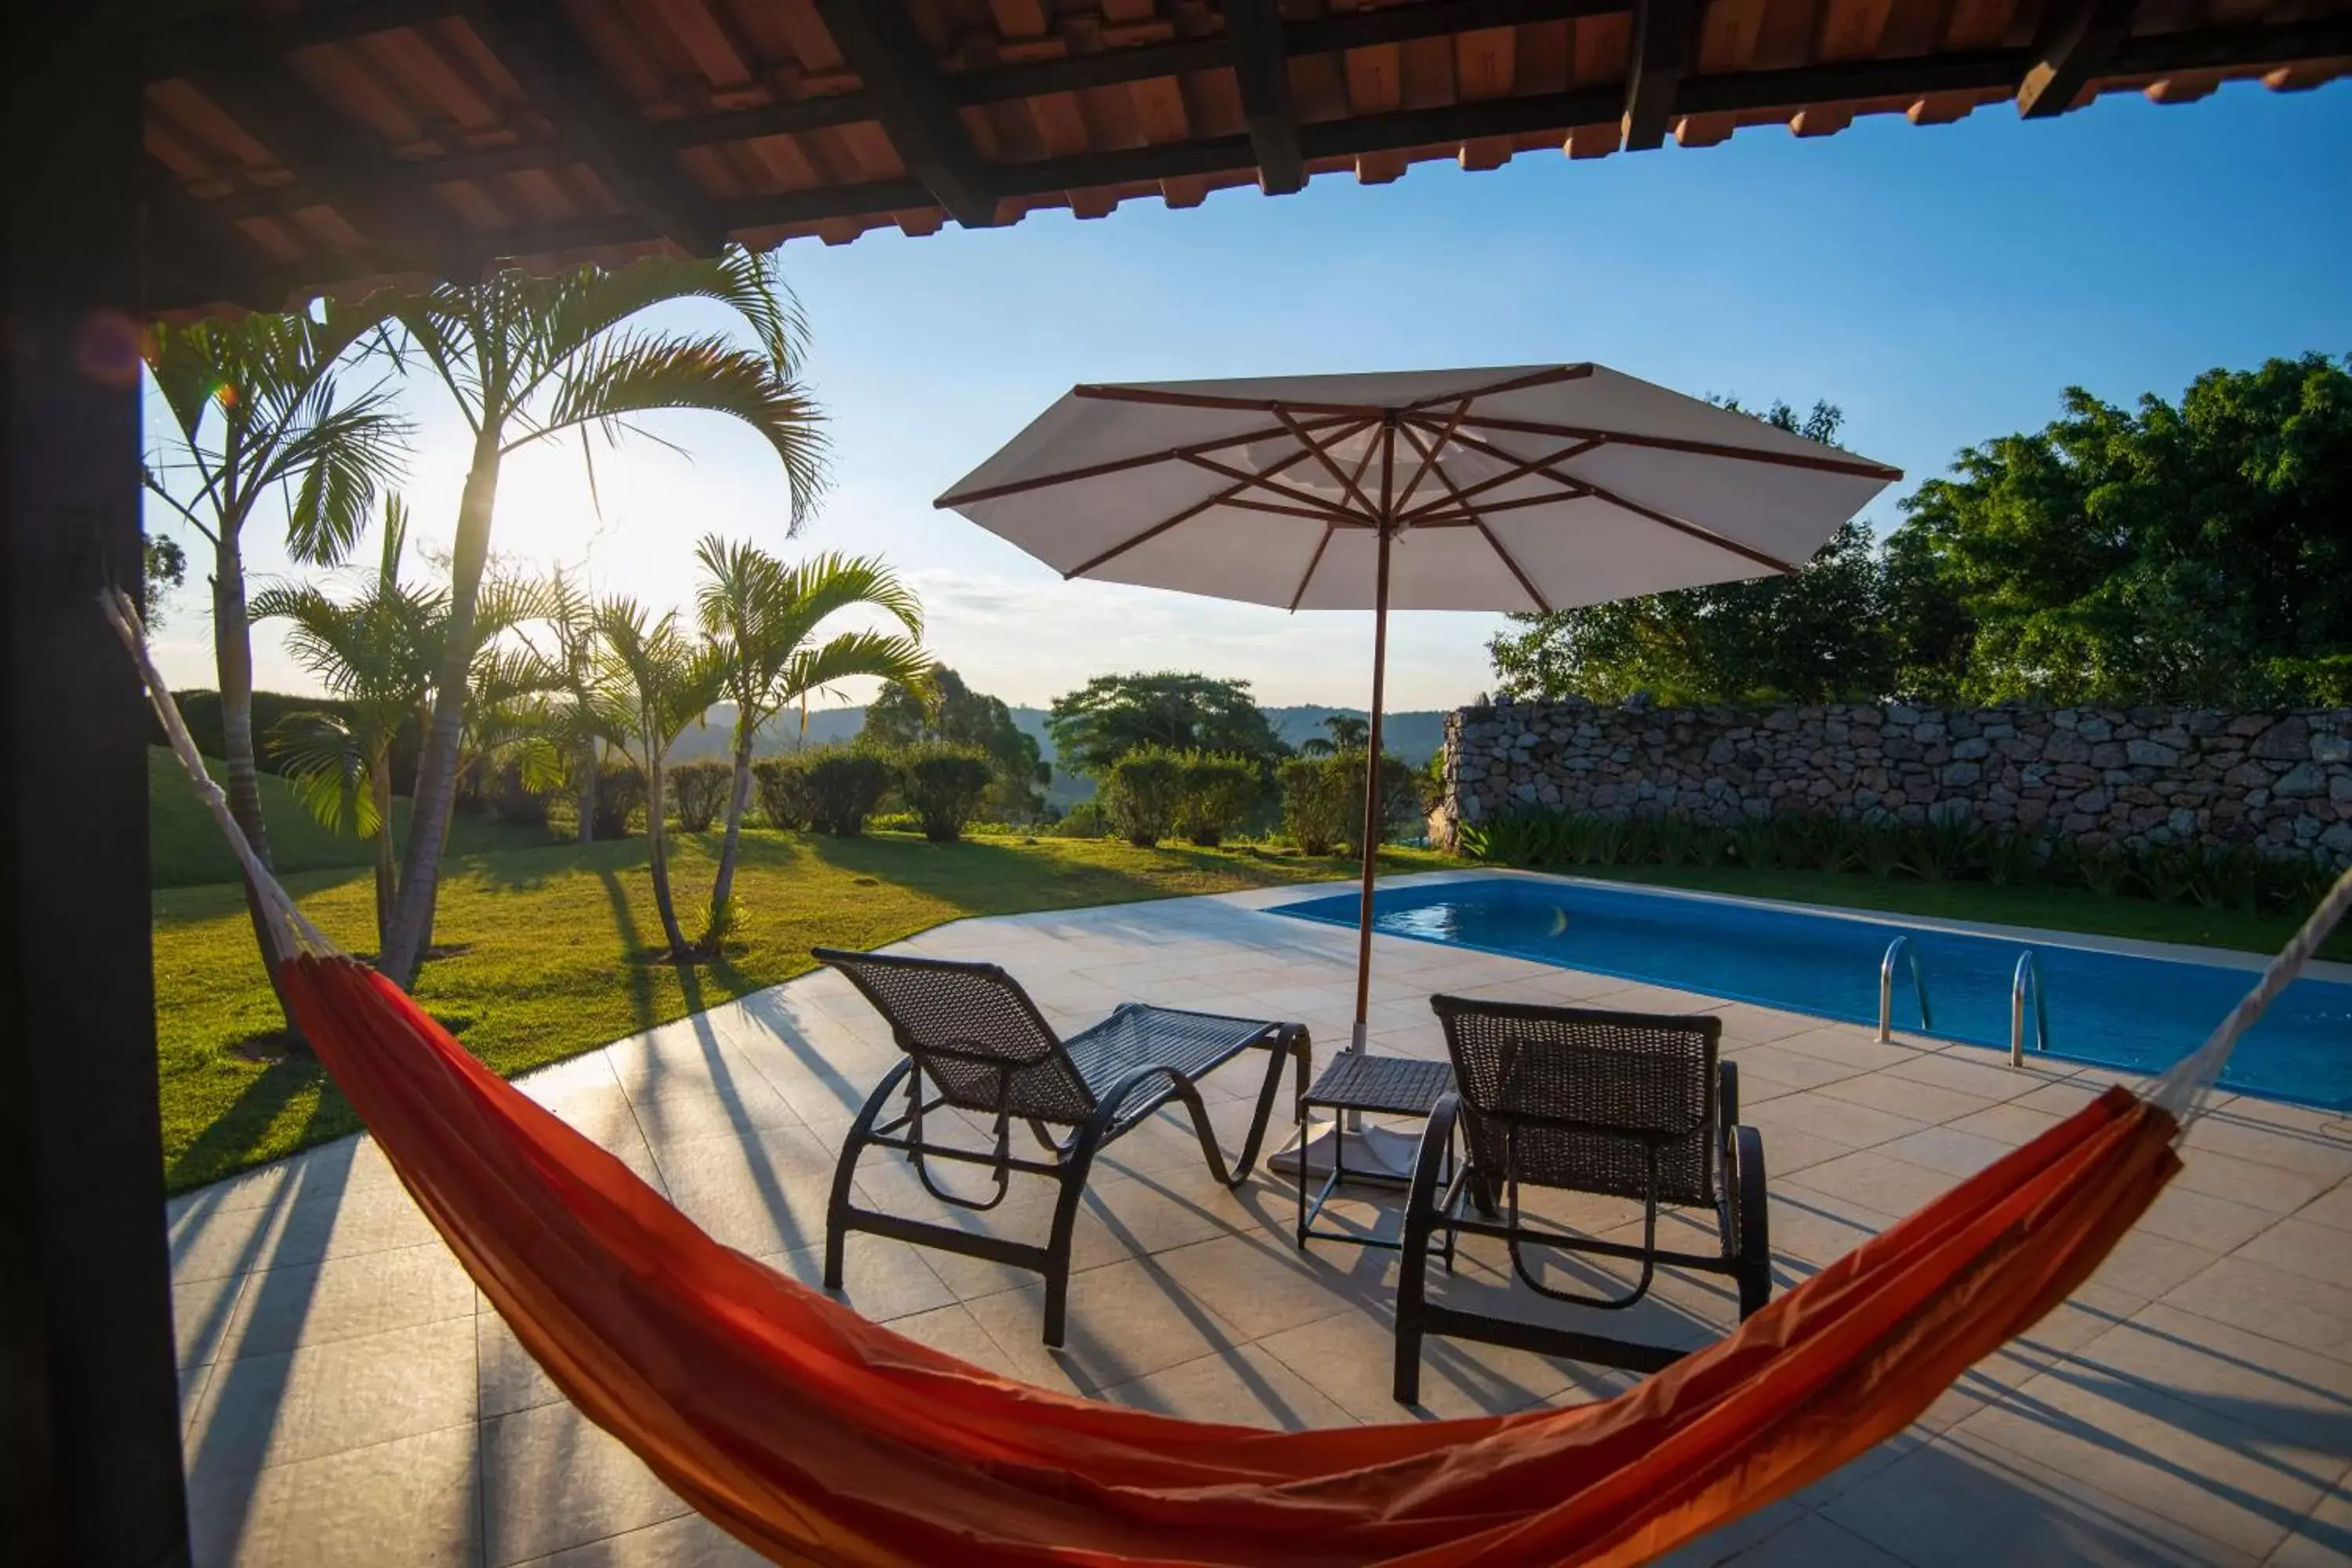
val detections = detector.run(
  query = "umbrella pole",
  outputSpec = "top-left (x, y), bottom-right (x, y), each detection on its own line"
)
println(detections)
top-left (1350, 525), bottom-right (1392, 1055)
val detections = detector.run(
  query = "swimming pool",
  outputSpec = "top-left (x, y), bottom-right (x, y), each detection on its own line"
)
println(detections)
top-left (1274, 877), bottom-right (2352, 1111)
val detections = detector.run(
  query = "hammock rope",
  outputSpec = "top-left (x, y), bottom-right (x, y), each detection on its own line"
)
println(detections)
top-left (113, 590), bottom-right (2348, 1568)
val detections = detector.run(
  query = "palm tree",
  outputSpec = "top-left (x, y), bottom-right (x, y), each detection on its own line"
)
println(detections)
top-left (143, 303), bottom-right (406, 1013)
top-left (595, 598), bottom-right (728, 961)
top-left (375, 248), bottom-right (826, 985)
top-left (523, 569), bottom-right (617, 846)
top-left (694, 539), bottom-right (931, 936)
top-left (249, 497), bottom-right (439, 949)
top-left (1298, 713), bottom-right (1372, 757)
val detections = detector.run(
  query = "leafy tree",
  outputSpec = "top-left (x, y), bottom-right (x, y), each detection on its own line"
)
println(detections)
top-left (1892, 353), bottom-right (2352, 706)
top-left (1486, 400), bottom-right (1900, 706)
top-left (250, 497), bottom-right (439, 949)
top-left (863, 666), bottom-right (1047, 818)
top-left (1046, 672), bottom-right (1288, 776)
top-left (695, 539), bottom-right (929, 938)
top-left (143, 303), bottom-right (407, 1022)
top-left (594, 599), bottom-right (728, 961)
top-left (1296, 714), bottom-right (1370, 757)
top-left (142, 533), bottom-right (187, 628)
top-left (374, 248), bottom-right (826, 985)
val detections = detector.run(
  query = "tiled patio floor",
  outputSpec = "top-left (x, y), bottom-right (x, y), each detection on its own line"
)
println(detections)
top-left (169, 873), bottom-right (2352, 1566)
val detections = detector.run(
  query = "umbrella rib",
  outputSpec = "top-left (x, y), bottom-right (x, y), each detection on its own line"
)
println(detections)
top-left (1180, 451), bottom-right (1369, 524)
top-left (1287, 524), bottom-right (1336, 612)
top-left (1475, 521), bottom-right (1552, 612)
top-left (1062, 428), bottom-right (1365, 579)
top-left (1276, 408), bottom-right (1380, 522)
top-left (1396, 426), bottom-right (1603, 524)
top-left (1399, 363), bottom-right (1594, 412)
top-left (1390, 399), bottom-right (1470, 516)
top-left (1222, 495), bottom-right (1353, 521)
top-left (1435, 423), bottom-right (1805, 575)
top-left (1448, 412), bottom-right (1903, 479)
top-left (935, 413), bottom-right (1359, 507)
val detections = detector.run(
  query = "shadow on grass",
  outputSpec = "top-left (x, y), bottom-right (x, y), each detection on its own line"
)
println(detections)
top-left (165, 1053), bottom-right (358, 1192)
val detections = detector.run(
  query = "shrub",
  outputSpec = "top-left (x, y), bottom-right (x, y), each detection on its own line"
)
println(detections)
top-left (490, 759), bottom-right (551, 827)
top-left (1100, 746), bottom-right (1186, 847)
top-left (753, 755), bottom-right (814, 830)
top-left (900, 742), bottom-right (996, 843)
top-left (1050, 800), bottom-right (1107, 839)
top-left (1279, 756), bottom-right (1353, 856)
top-left (667, 760), bottom-right (732, 833)
top-left (804, 751), bottom-right (895, 837)
top-left (1174, 752), bottom-right (1261, 847)
top-left (591, 760), bottom-right (645, 840)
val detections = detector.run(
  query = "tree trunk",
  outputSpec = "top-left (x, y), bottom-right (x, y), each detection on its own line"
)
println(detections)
top-left (575, 735), bottom-right (597, 845)
top-left (212, 525), bottom-right (303, 1035)
top-left (380, 433), bottom-right (501, 985)
top-left (707, 735), bottom-right (754, 937)
top-left (370, 754), bottom-right (397, 954)
top-left (644, 752), bottom-right (691, 959)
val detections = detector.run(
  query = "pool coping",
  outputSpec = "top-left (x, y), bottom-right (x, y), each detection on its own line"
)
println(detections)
top-left (1244, 866), bottom-right (2352, 985)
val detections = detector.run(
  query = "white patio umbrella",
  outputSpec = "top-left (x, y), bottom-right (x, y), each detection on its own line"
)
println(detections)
top-left (936, 365), bottom-right (1900, 1162)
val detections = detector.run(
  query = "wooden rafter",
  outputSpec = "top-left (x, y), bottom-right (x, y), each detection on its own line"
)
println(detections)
top-left (1621, 0), bottom-right (1701, 151)
top-left (813, 0), bottom-right (996, 229)
top-left (1224, 0), bottom-right (1305, 196)
top-left (2018, 0), bottom-right (2145, 118)
top-left (143, 172), bottom-right (276, 311)
top-left (456, 0), bottom-right (725, 255)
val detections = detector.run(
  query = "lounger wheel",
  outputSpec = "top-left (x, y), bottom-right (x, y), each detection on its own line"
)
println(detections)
top-left (1394, 1093), bottom-right (1463, 1406)
top-left (1726, 1123), bottom-right (1770, 1319)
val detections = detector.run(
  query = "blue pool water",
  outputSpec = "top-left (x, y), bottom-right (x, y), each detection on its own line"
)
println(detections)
top-left (1275, 877), bottom-right (2352, 1111)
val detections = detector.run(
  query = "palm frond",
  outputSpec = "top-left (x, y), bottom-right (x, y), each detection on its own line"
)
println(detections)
top-left (778, 632), bottom-right (935, 709)
top-left (266, 710), bottom-right (379, 838)
top-left (536, 332), bottom-right (827, 532)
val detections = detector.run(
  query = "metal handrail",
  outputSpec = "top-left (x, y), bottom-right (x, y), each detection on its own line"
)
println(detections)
top-left (2011, 949), bottom-right (2050, 1067)
top-left (1877, 935), bottom-right (1933, 1043)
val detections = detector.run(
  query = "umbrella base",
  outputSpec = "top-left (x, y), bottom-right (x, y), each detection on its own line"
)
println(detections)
top-left (1268, 1120), bottom-right (1420, 1181)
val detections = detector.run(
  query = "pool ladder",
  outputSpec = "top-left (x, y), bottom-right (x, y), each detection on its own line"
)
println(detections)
top-left (1876, 935), bottom-right (2052, 1067)
top-left (1876, 936), bottom-right (1932, 1043)
top-left (2010, 949), bottom-right (2050, 1067)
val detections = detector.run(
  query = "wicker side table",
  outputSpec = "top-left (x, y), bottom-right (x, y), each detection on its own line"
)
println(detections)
top-left (1294, 1054), bottom-right (1457, 1250)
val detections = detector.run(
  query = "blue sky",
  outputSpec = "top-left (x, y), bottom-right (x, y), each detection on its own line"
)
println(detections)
top-left (147, 78), bottom-right (2351, 713)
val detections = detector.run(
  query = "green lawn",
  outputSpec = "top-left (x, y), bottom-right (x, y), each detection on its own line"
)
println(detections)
top-left (152, 829), bottom-right (1456, 1192)
top-left (149, 746), bottom-right (549, 888)
top-left (153, 826), bottom-right (2339, 1196)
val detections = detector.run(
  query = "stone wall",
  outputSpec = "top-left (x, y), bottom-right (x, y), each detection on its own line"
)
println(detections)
top-left (1440, 698), bottom-right (2352, 866)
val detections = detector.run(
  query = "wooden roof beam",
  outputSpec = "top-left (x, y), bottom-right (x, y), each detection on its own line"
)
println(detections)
top-left (1224, 0), bottom-right (1306, 195)
top-left (457, 1), bottom-right (727, 254)
top-left (1621, 0), bottom-right (1701, 150)
top-left (143, 173), bottom-right (280, 312)
top-left (814, 0), bottom-right (998, 230)
top-left (2018, 0), bottom-right (2143, 116)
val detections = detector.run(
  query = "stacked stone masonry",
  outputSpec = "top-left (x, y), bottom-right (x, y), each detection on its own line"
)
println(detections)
top-left (1440, 699), bottom-right (2352, 866)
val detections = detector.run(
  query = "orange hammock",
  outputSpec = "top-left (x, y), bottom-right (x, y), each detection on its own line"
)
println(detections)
top-left (113, 591), bottom-right (2340, 1568)
top-left (282, 953), bottom-right (2181, 1568)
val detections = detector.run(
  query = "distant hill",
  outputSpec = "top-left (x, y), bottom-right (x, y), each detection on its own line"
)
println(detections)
top-left (670, 701), bottom-right (1451, 808)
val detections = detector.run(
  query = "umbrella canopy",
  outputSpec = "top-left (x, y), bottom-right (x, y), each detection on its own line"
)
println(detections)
top-left (937, 364), bottom-right (1900, 1054)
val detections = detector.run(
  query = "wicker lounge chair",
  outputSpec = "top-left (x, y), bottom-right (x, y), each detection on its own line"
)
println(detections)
top-left (813, 948), bottom-right (1309, 1345)
top-left (1394, 996), bottom-right (1769, 1403)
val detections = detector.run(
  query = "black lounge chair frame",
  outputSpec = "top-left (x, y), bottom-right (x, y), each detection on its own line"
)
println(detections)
top-left (1396, 996), bottom-right (1769, 1403)
top-left (814, 948), bottom-right (1308, 1346)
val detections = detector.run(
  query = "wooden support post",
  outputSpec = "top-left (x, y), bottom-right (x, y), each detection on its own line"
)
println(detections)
top-left (1225, 0), bottom-right (1308, 195)
top-left (2018, 0), bottom-right (2143, 117)
top-left (815, 0), bottom-right (1000, 230)
top-left (2, 11), bottom-right (188, 1563)
top-left (1621, 0), bottom-right (1700, 151)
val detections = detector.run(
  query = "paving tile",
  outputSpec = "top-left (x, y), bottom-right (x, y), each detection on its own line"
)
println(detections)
top-left (1095, 1344), bottom-right (1358, 1430)
top-left (1790, 1149), bottom-right (1978, 1216)
top-left (185, 1422), bottom-right (481, 1568)
top-left (1722, 1044), bottom-right (1872, 1094)
top-left (510, 1512), bottom-right (768, 1567)
top-left (1816, 1070), bottom-right (1998, 1127)
top-left (2260, 1476), bottom-right (2352, 1568)
top-left (2233, 1217), bottom-right (2352, 1290)
top-left (1954, 1361), bottom-right (2340, 1559)
top-left (2078, 1301), bottom-right (2352, 1454)
top-left (1257, 1298), bottom-right (1632, 1423)
top-left (217, 1240), bottom-right (476, 1361)
top-left (753, 1236), bottom-right (953, 1325)
top-left (652, 1123), bottom-right (839, 1258)
top-left (184, 1316), bottom-right (477, 1484)
top-left (1142, 1231), bottom-right (1383, 1341)
top-left (2132, 1186), bottom-right (2285, 1255)
top-left (1877, 1123), bottom-right (2021, 1178)
top-left (482, 1398), bottom-right (691, 1566)
top-left (2291, 1180), bottom-right (2352, 1234)
top-left (1762, 1185), bottom-right (1904, 1269)
top-left (2163, 1258), bottom-right (2352, 1362)
top-left (478, 1309), bottom-right (566, 1419)
top-left (1645, 1500), bottom-right (1811, 1567)
top-left (1950, 1100), bottom-right (2071, 1148)
top-left (960, 1258), bottom-right (1252, 1395)
top-left (1706, 1510), bottom-right (1907, 1566)
top-left (2180, 1117), bottom-right (2352, 1184)
top-left (1766, 1026), bottom-right (1926, 1073)
top-left (1749, 1091), bottom-right (1929, 1152)
top-left (175, 1272), bottom-right (248, 1371)
top-left (1886, 1048), bottom-right (2069, 1102)
top-left (2087, 1228), bottom-right (2223, 1305)
top-left (2172, 1149), bottom-right (2337, 1215)
top-left (1824, 1429), bottom-right (2259, 1566)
